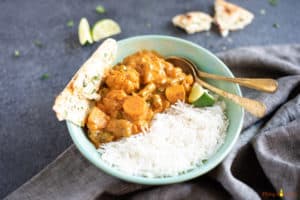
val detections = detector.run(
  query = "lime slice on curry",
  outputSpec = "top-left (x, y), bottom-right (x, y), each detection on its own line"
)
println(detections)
top-left (78, 18), bottom-right (93, 45)
top-left (193, 91), bottom-right (215, 107)
top-left (189, 83), bottom-right (215, 107)
top-left (188, 83), bottom-right (205, 103)
top-left (92, 19), bottom-right (121, 42)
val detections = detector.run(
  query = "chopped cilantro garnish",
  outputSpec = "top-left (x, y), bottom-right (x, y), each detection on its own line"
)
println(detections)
top-left (92, 76), bottom-right (99, 81)
top-left (95, 5), bottom-right (106, 14)
top-left (157, 88), bottom-right (164, 93)
top-left (273, 23), bottom-right (280, 28)
top-left (40, 73), bottom-right (49, 80)
top-left (14, 50), bottom-right (20, 57)
top-left (67, 20), bottom-right (74, 27)
top-left (268, 0), bottom-right (278, 6)
top-left (33, 40), bottom-right (43, 48)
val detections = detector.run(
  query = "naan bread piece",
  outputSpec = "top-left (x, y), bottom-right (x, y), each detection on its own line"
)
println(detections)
top-left (214, 0), bottom-right (254, 37)
top-left (73, 38), bottom-right (117, 100)
top-left (172, 11), bottom-right (213, 34)
top-left (53, 89), bottom-right (93, 126)
top-left (53, 38), bottom-right (117, 126)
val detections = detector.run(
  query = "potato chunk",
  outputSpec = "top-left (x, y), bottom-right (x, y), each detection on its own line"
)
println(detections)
top-left (101, 90), bottom-right (127, 117)
top-left (106, 119), bottom-right (133, 138)
top-left (165, 85), bottom-right (186, 103)
top-left (87, 107), bottom-right (109, 132)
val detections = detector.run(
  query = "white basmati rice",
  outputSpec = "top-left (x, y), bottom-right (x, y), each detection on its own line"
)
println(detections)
top-left (98, 101), bottom-right (228, 177)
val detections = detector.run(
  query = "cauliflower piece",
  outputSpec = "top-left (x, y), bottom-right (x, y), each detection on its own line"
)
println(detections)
top-left (105, 65), bottom-right (140, 94)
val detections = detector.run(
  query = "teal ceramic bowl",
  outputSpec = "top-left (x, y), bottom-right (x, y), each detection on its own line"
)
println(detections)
top-left (67, 35), bottom-right (244, 185)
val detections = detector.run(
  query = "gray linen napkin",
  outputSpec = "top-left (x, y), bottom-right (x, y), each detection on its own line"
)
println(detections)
top-left (5, 44), bottom-right (300, 200)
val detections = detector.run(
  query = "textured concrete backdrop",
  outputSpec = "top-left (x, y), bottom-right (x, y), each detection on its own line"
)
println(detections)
top-left (1, 0), bottom-right (300, 198)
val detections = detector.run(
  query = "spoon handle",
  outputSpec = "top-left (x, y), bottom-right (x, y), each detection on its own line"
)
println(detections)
top-left (196, 78), bottom-right (266, 117)
top-left (198, 71), bottom-right (278, 93)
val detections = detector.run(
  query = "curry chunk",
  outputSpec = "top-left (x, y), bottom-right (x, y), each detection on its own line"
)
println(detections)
top-left (123, 51), bottom-right (169, 85)
top-left (152, 94), bottom-right (163, 112)
top-left (138, 83), bottom-right (156, 98)
top-left (105, 65), bottom-right (140, 94)
top-left (100, 90), bottom-right (127, 117)
top-left (87, 107), bottom-right (109, 133)
top-left (106, 119), bottom-right (133, 138)
top-left (165, 85), bottom-right (186, 103)
top-left (88, 131), bottom-right (114, 148)
top-left (123, 96), bottom-right (148, 120)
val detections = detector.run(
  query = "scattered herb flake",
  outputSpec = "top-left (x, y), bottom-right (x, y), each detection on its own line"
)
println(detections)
top-left (33, 39), bottom-right (43, 48)
top-left (273, 23), bottom-right (280, 28)
top-left (40, 73), bottom-right (49, 80)
top-left (67, 20), bottom-right (74, 27)
top-left (95, 5), bottom-right (106, 14)
top-left (260, 9), bottom-right (266, 15)
top-left (157, 88), bottom-right (164, 93)
top-left (92, 76), bottom-right (99, 81)
top-left (14, 50), bottom-right (20, 57)
top-left (268, 0), bottom-right (278, 6)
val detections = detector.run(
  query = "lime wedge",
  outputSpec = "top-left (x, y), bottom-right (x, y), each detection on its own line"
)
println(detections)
top-left (188, 83), bottom-right (205, 103)
top-left (92, 19), bottom-right (121, 42)
top-left (78, 18), bottom-right (93, 45)
top-left (193, 91), bottom-right (215, 107)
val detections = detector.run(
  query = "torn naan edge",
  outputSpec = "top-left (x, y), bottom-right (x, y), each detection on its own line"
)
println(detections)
top-left (172, 11), bottom-right (213, 34)
top-left (52, 89), bottom-right (93, 126)
top-left (53, 38), bottom-right (117, 126)
top-left (214, 0), bottom-right (254, 37)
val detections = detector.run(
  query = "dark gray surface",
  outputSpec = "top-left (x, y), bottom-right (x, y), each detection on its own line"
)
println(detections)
top-left (0, 0), bottom-right (299, 198)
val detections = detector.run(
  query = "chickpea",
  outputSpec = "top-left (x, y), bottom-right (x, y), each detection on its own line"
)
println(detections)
top-left (139, 83), bottom-right (156, 98)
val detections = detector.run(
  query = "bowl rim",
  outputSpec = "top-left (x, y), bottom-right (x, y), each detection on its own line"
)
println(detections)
top-left (66, 35), bottom-right (244, 185)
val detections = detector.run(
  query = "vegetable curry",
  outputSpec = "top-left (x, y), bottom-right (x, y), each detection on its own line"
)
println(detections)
top-left (87, 50), bottom-right (194, 147)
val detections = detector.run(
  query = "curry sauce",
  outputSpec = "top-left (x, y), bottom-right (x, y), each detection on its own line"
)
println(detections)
top-left (86, 50), bottom-right (194, 147)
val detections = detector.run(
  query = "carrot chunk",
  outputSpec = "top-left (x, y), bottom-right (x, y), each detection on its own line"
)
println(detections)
top-left (123, 96), bottom-right (148, 119)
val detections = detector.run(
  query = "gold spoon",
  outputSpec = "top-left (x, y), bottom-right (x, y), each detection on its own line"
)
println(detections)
top-left (169, 57), bottom-right (278, 93)
top-left (166, 56), bottom-right (267, 117)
